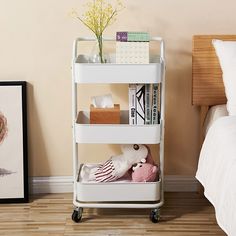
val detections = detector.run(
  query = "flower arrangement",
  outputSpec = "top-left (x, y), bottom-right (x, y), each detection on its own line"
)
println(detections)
top-left (71, 0), bottom-right (124, 63)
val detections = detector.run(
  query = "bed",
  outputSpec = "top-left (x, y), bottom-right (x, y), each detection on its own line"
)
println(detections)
top-left (192, 35), bottom-right (236, 236)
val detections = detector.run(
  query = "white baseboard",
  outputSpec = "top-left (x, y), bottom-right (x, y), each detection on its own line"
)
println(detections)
top-left (30, 175), bottom-right (199, 194)
top-left (29, 176), bottom-right (73, 194)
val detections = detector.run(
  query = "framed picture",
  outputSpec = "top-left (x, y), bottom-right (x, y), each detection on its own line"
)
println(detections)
top-left (0, 81), bottom-right (28, 203)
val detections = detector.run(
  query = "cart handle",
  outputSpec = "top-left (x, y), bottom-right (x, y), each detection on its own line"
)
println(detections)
top-left (72, 37), bottom-right (165, 62)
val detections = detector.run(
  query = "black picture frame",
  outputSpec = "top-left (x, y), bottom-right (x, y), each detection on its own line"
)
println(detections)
top-left (0, 81), bottom-right (28, 203)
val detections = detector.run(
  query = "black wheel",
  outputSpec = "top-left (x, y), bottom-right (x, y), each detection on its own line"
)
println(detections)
top-left (150, 208), bottom-right (160, 223)
top-left (72, 208), bottom-right (83, 223)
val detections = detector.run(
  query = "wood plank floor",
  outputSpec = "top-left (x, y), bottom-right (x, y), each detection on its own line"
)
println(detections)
top-left (0, 192), bottom-right (226, 236)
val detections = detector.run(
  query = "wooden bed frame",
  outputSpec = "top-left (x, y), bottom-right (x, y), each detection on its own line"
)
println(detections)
top-left (192, 35), bottom-right (236, 143)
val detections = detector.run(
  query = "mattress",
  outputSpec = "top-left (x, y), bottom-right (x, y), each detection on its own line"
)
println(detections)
top-left (203, 104), bottom-right (228, 136)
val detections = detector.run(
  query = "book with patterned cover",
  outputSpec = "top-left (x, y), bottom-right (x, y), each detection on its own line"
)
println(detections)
top-left (116, 42), bottom-right (149, 64)
top-left (145, 84), bottom-right (152, 125)
top-left (136, 84), bottom-right (145, 125)
top-left (152, 84), bottom-right (159, 124)
top-left (116, 32), bottom-right (150, 42)
top-left (129, 84), bottom-right (137, 125)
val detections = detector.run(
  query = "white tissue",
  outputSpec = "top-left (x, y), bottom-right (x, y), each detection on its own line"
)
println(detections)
top-left (91, 94), bottom-right (114, 108)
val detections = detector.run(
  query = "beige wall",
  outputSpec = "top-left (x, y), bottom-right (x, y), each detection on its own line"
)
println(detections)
top-left (0, 0), bottom-right (235, 177)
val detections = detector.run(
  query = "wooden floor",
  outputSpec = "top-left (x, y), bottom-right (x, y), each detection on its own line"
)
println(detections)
top-left (0, 193), bottom-right (226, 236)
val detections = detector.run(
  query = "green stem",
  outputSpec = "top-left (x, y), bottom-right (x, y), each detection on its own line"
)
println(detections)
top-left (97, 35), bottom-right (104, 63)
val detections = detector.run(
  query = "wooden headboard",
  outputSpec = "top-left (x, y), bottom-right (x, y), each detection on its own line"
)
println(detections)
top-left (192, 35), bottom-right (236, 106)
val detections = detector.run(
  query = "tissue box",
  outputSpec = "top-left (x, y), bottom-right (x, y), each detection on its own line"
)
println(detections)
top-left (90, 104), bottom-right (120, 124)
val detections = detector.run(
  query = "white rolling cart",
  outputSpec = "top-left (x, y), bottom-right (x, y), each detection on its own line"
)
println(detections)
top-left (71, 37), bottom-right (165, 223)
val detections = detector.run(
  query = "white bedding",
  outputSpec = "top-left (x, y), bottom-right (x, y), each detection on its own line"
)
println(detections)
top-left (196, 116), bottom-right (236, 236)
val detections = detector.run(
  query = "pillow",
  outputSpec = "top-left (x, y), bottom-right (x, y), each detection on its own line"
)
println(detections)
top-left (212, 39), bottom-right (236, 116)
top-left (203, 104), bottom-right (228, 136)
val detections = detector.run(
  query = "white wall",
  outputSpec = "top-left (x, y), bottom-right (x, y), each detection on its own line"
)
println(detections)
top-left (0, 0), bottom-right (235, 177)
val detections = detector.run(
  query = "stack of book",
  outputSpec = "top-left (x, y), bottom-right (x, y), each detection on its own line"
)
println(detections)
top-left (129, 84), bottom-right (160, 125)
top-left (115, 31), bottom-right (159, 125)
top-left (116, 32), bottom-right (150, 64)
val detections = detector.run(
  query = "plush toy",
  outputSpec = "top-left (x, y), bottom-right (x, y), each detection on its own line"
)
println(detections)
top-left (144, 145), bottom-right (155, 165)
top-left (81, 144), bottom-right (148, 183)
top-left (131, 162), bottom-right (158, 182)
top-left (130, 145), bottom-right (159, 182)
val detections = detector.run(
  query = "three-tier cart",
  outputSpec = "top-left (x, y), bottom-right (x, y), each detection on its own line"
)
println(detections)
top-left (71, 37), bottom-right (165, 223)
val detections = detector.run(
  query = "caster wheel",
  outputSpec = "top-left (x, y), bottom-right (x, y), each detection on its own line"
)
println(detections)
top-left (72, 208), bottom-right (83, 223)
top-left (150, 208), bottom-right (160, 223)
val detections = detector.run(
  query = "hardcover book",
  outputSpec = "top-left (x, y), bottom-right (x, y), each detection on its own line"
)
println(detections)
top-left (116, 42), bottom-right (149, 64)
top-left (129, 84), bottom-right (137, 125)
top-left (152, 84), bottom-right (159, 124)
top-left (145, 84), bottom-right (152, 125)
top-left (136, 84), bottom-right (145, 125)
top-left (116, 32), bottom-right (150, 42)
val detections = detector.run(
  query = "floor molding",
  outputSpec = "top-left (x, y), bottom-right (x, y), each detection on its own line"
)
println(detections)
top-left (29, 175), bottom-right (199, 194)
top-left (29, 176), bottom-right (73, 194)
top-left (164, 175), bottom-right (198, 192)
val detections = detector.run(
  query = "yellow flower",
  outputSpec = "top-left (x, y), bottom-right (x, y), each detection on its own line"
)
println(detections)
top-left (69, 8), bottom-right (79, 18)
top-left (71, 0), bottom-right (124, 37)
top-left (70, 0), bottom-right (124, 63)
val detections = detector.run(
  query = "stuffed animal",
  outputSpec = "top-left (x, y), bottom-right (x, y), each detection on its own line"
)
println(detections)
top-left (131, 162), bottom-right (158, 182)
top-left (81, 144), bottom-right (148, 182)
top-left (144, 145), bottom-right (155, 165)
